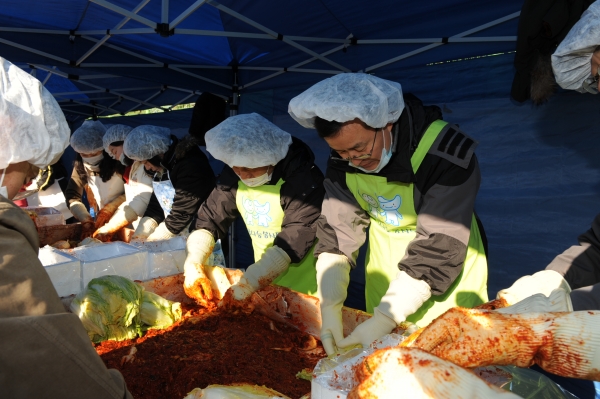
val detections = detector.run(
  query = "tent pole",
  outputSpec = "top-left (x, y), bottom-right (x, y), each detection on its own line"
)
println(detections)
top-left (228, 70), bottom-right (239, 269)
top-left (169, 0), bottom-right (207, 29)
top-left (161, 0), bottom-right (169, 24)
top-left (89, 0), bottom-right (156, 29)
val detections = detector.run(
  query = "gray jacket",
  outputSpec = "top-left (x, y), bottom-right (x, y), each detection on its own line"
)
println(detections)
top-left (546, 212), bottom-right (600, 310)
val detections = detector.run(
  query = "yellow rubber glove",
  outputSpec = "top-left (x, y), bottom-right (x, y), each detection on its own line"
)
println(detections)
top-left (70, 201), bottom-right (95, 239)
top-left (146, 221), bottom-right (177, 241)
top-left (131, 216), bottom-right (158, 240)
top-left (337, 270), bottom-right (430, 351)
top-left (497, 270), bottom-right (571, 306)
top-left (315, 252), bottom-right (351, 356)
top-left (183, 229), bottom-right (215, 306)
top-left (229, 246), bottom-right (291, 301)
top-left (496, 288), bottom-right (573, 314)
top-left (93, 205), bottom-right (138, 242)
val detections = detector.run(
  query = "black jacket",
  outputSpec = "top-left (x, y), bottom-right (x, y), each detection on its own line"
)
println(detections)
top-left (144, 135), bottom-right (216, 235)
top-left (194, 137), bottom-right (325, 263)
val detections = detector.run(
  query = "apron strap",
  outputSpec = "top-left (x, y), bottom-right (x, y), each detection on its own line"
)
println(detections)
top-left (410, 120), bottom-right (448, 174)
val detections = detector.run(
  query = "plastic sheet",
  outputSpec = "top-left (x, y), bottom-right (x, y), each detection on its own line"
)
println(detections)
top-left (68, 242), bottom-right (148, 290)
top-left (38, 245), bottom-right (81, 296)
top-left (311, 334), bottom-right (581, 399)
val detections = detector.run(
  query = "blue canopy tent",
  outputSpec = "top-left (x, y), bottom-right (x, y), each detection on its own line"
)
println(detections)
top-left (2, 0), bottom-right (600, 308)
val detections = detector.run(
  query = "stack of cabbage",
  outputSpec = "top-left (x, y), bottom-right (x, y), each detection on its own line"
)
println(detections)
top-left (70, 275), bottom-right (182, 343)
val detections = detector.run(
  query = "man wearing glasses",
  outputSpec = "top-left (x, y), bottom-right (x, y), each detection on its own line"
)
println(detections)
top-left (289, 73), bottom-right (488, 355)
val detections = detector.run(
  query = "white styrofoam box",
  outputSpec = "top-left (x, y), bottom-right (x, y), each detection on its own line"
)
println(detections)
top-left (69, 242), bottom-right (148, 289)
top-left (24, 206), bottom-right (65, 226)
top-left (38, 246), bottom-right (81, 297)
top-left (131, 236), bottom-right (186, 279)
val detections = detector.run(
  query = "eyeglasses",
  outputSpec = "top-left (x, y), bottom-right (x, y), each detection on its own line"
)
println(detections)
top-left (330, 129), bottom-right (380, 162)
top-left (582, 72), bottom-right (599, 94)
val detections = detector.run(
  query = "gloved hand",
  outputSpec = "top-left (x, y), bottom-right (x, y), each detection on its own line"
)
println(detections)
top-left (497, 269), bottom-right (571, 306)
top-left (70, 201), bottom-right (93, 223)
top-left (131, 216), bottom-right (158, 241)
top-left (229, 246), bottom-right (291, 301)
top-left (412, 308), bottom-right (600, 380)
top-left (183, 229), bottom-right (215, 306)
top-left (315, 252), bottom-right (351, 356)
top-left (93, 205), bottom-right (138, 242)
top-left (496, 288), bottom-right (573, 314)
top-left (338, 271), bottom-right (431, 351)
top-left (146, 222), bottom-right (177, 241)
top-left (349, 347), bottom-right (521, 399)
top-left (94, 194), bottom-right (126, 229)
top-left (70, 201), bottom-right (95, 239)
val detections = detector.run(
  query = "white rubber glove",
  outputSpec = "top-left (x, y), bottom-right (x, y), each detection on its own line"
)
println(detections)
top-left (338, 270), bottom-right (431, 350)
top-left (147, 222), bottom-right (177, 241)
top-left (131, 216), bottom-right (158, 240)
top-left (93, 205), bottom-right (138, 241)
top-left (496, 288), bottom-right (573, 314)
top-left (351, 347), bottom-right (522, 399)
top-left (413, 308), bottom-right (600, 381)
top-left (315, 252), bottom-right (351, 356)
top-left (69, 201), bottom-right (93, 223)
top-left (230, 246), bottom-right (291, 300)
top-left (183, 229), bottom-right (216, 305)
top-left (497, 270), bottom-right (571, 306)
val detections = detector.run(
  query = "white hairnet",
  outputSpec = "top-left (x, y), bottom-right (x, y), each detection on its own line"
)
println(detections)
top-left (70, 120), bottom-right (106, 154)
top-left (206, 113), bottom-right (292, 168)
top-left (288, 73), bottom-right (405, 129)
top-left (0, 57), bottom-right (70, 170)
top-left (552, 1), bottom-right (600, 91)
top-left (123, 125), bottom-right (172, 161)
top-left (103, 124), bottom-right (133, 152)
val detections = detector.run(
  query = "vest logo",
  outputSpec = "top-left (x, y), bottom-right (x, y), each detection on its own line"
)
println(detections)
top-left (254, 200), bottom-right (272, 227)
top-left (242, 197), bottom-right (273, 228)
top-left (360, 192), bottom-right (403, 227)
top-left (242, 197), bottom-right (255, 226)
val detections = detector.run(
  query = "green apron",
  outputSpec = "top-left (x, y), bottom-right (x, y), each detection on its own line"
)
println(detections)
top-left (236, 179), bottom-right (317, 295)
top-left (346, 120), bottom-right (488, 327)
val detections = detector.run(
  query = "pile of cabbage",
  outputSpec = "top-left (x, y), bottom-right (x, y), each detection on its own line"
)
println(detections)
top-left (70, 275), bottom-right (182, 343)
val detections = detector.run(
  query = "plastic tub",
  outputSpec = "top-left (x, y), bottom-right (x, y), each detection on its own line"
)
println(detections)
top-left (131, 237), bottom-right (186, 279)
top-left (25, 206), bottom-right (65, 227)
top-left (38, 246), bottom-right (81, 297)
top-left (69, 242), bottom-right (148, 289)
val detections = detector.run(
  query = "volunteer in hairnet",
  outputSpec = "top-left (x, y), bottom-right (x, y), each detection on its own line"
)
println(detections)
top-left (288, 73), bottom-right (488, 355)
top-left (124, 125), bottom-right (215, 241)
top-left (184, 113), bottom-right (324, 304)
top-left (92, 124), bottom-right (153, 241)
top-left (497, 2), bottom-right (600, 314)
top-left (552, 0), bottom-right (600, 94)
top-left (65, 120), bottom-right (125, 238)
top-left (0, 56), bottom-right (132, 398)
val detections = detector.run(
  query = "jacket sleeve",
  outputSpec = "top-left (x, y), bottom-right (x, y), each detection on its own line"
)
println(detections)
top-left (165, 153), bottom-right (216, 235)
top-left (194, 167), bottom-right (240, 241)
top-left (552, 2), bottom-right (600, 91)
top-left (402, 154), bottom-right (482, 296)
top-left (545, 213), bottom-right (600, 310)
top-left (65, 165), bottom-right (87, 207)
top-left (274, 164), bottom-right (325, 263)
top-left (122, 162), bottom-right (153, 217)
top-left (314, 166), bottom-right (370, 266)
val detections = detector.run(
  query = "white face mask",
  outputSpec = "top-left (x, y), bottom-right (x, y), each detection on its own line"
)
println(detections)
top-left (82, 153), bottom-right (104, 166)
top-left (0, 168), bottom-right (7, 198)
top-left (350, 129), bottom-right (393, 174)
top-left (240, 172), bottom-right (272, 188)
